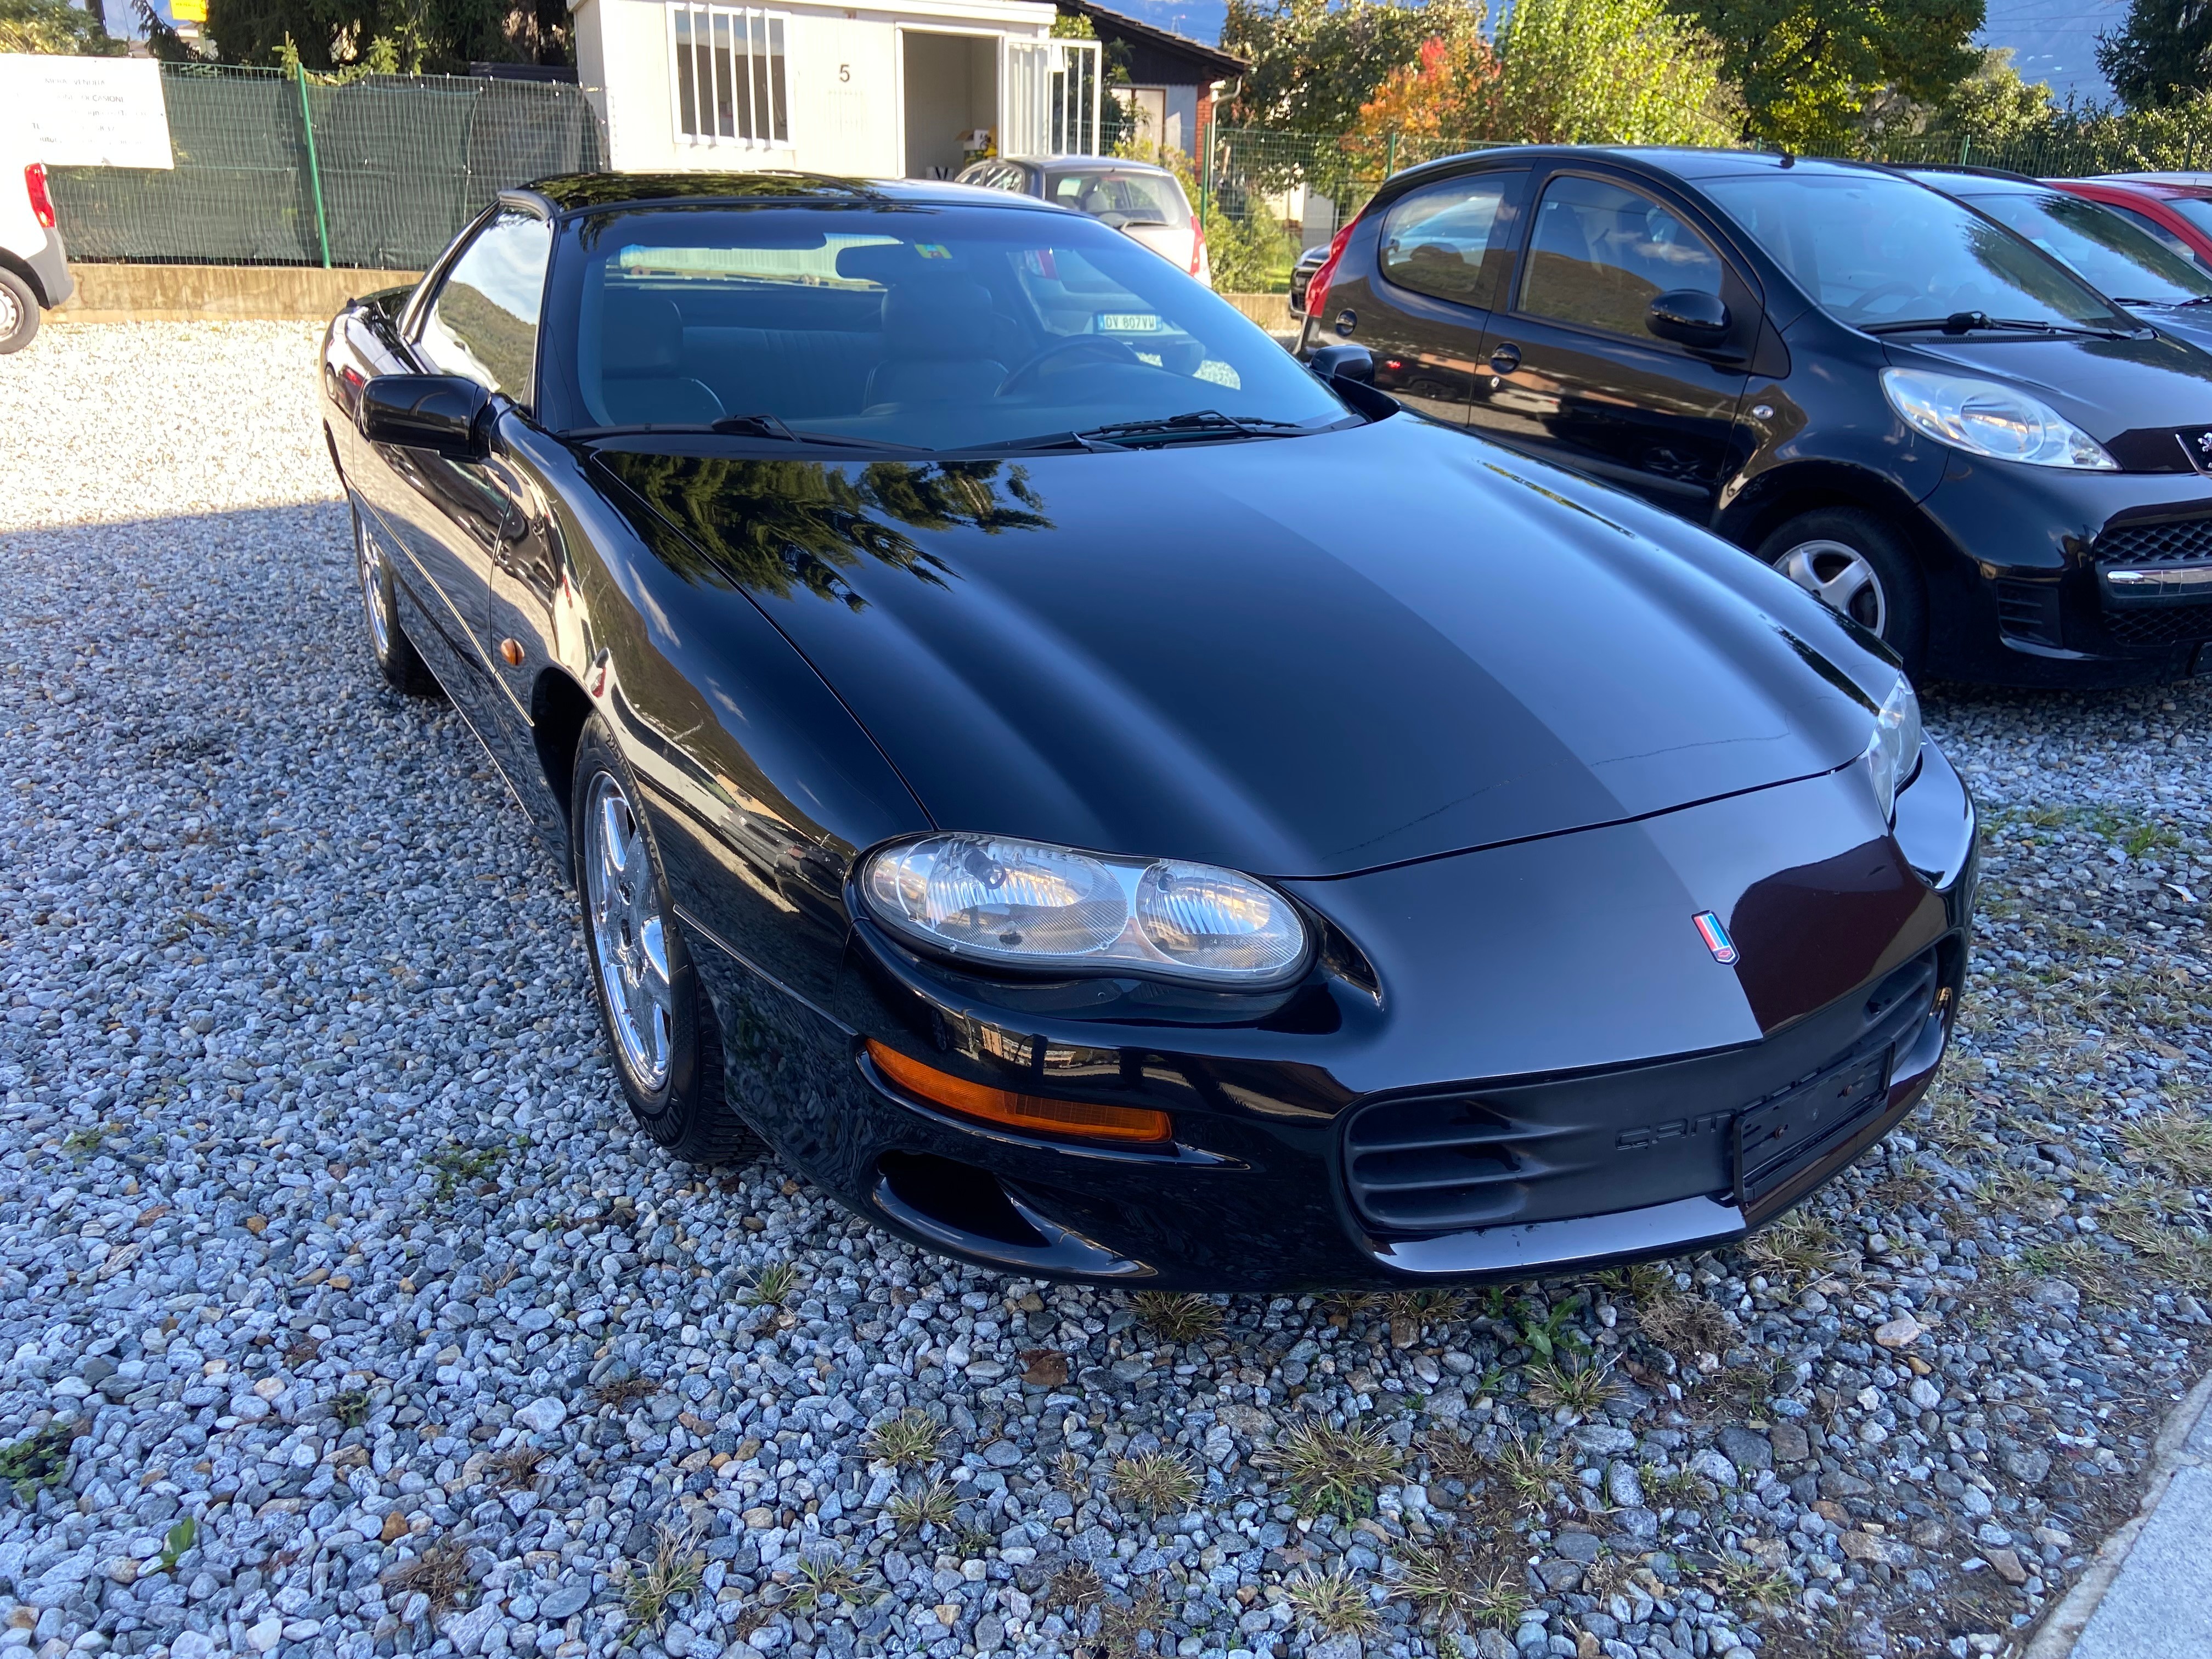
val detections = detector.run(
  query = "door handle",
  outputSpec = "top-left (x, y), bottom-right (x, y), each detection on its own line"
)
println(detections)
top-left (1489, 342), bottom-right (1522, 374)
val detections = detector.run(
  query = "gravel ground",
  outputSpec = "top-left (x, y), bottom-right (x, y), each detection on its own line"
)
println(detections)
top-left (4, 320), bottom-right (2212, 1659)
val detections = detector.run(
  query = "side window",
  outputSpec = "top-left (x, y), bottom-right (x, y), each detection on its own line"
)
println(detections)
top-left (2104, 201), bottom-right (2203, 266)
top-left (1380, 173), bottom-right (1516, 307)
top-left (1520, 174), bottom-right (1724, 341)
top-left (419, 210), bottom-right (551, 404)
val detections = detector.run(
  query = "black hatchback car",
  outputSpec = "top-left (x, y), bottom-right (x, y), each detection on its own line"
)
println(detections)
top-left (1304, 148), bottom-right (2212, 685)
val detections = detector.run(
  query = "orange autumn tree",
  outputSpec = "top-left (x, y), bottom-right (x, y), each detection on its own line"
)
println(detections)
top-left (1352, 22), bottom-right (1502, 152)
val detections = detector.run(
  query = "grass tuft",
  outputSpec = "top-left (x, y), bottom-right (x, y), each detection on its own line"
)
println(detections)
top-left (330, 1388), bottom-right (372, 1429)
top-left (886, 1476), bottom-right (959, 1533)
top-left (785, 1550), bottom-right (871, 1615)
top-left (1287, 1565), bottom-right (1380, 1638)
top-left (619, 1521), bottom-right (706, 1634)
top-left (739, 1260), bottom-right (804, 1308)
top-left (382, 1534), bottom-right (476, 1618)
top-left (0, 1423), bottom-right (78, 1504)
top-left (1743, 1210), bottom-right (1847, 1280)
top-left (1391, 1538), bottom-right (1526, 1631)
top-left (1049, 1560), bottom-right (1107, 1612)
top-left (1108, 1450), bottom-right (1200, 1515)
top-left (2122, 1108), bottom-right (2212, 1184)
top-left (1260, 1419), bottom-right (1405, 1516)
top-left (864, 1407), bottom-right (945, 1469)
top-left (1636, 1294), bottom-right (1741, 1364)
top-left (1130, 1291), bottom-right (1223, 1343)
top-left (488, 1445), bottom-right (547, 1490)
top-left (593, 1375), bottom-right (659, 1410)
top-left (1525, 1357), bottom-right (1620, 1416)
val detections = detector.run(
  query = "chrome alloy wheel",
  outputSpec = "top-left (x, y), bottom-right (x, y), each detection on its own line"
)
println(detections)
top-left (1775, 538), bottom-right (1888, 635)
top-left (356, 511), bottom-right (394, 659)
top-left (584, 772), bottom-right (674, 1090)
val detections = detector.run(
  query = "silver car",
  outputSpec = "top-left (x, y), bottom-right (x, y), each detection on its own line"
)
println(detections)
top-left (955, 155), bottom-right (1209, 286)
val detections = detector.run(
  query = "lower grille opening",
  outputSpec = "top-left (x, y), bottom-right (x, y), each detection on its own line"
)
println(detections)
top-left (1994, 579), bottom-right (2061, 645)
top-left (2107, 605), bottom-right (2212, 647)
top-left (1342, 1096), bottom-right (1541, 1233)
top-left (877, 1152), bottom-right (1046, 1248)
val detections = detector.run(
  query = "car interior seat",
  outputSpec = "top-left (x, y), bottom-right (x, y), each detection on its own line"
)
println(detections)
top-left (863, 278), bottom-right (1010, 409)
top-left (600, 290), bottom-right (727, 425)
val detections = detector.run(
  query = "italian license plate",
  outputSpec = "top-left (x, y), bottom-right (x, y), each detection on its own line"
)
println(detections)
top-left (1734, 1049), bottom-right (1891, 1206)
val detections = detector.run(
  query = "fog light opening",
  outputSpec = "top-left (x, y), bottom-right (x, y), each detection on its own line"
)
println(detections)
top-left (865, 1040), bottom-right (1172, 1145)
top-left (877, 1152), bottom-right (1048, 1249)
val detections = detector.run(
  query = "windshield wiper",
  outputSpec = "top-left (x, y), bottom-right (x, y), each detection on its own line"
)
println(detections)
top-left (568, 416), bottom-right (927, 452)
top-left (1006, 410), bottom-right (1312, 451)
top-left (1864, 310), bottom-right (2146, 340)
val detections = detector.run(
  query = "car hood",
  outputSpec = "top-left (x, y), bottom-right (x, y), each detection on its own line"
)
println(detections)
top-left (1884, 329), bottom-right (2212, 439)
top-left (593, 419), bottom-right (1894, 878)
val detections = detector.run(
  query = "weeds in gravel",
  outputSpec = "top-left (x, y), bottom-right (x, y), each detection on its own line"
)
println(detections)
top-left (1511, 1295), bottom-right (1591, 1361)
top-left (431, 1142), bottom-right (512, 1202)
top-left (1524, 1356), bottom-right (1619, 1416)
top-left (1098, 1585), bottom-right (1169, 1659)
top-left (0, 1423), bottom-right (77, 1503)
top-left (785, 1551), bottom-right (870, 1615)
top-left (1637, 1293), bottom-right (1741, 1365)
top-left (1261, 1419), bottom-right (1405, 1516)
top-left (864, 1407), bottom-right (944, 1468)
top-left (1744, 1211), bottom-right (1848, 1282)
top-left (1049, 1561), bottom-right (1107, 1611)
top-left (154, 1518), bottom-right (195, 1575)
top-left (1130, 1290), bottom-right (1222, 1342)
top-left (592, 1376), bottom-right (659, 1410)
top-left (1108, 1450), bottom-right (1199, 1515)
top-left (887, 1477), bottom-right (958, 1533)
top-left (60, 1124), bottom-right (110, 1157)
top-left (1711, 1554), bottom-right (1798, 1612)
top-left (382, 1534), bottom-right (475, 1617)
top-left (1288, 1565), bottom-right (1379, 1638)
top-left (619, 1521), bottom-right (704, 1634)
top-left (2121, 1107), bottom-right (2212, 1184)
top-left (740, 1261), bottom-right (804, 1308)
top-left (330, 1389), bottom-right (371, 1429)
top-left (1390, 1538), bottom-right (1523, 1631)
top-left (488, 1446), bottom-right (546, 1489)
top-left (1054, 1449), bottom-right (1089, 1494)
top-left (1491, 1432), bottom-right (1571, 1515)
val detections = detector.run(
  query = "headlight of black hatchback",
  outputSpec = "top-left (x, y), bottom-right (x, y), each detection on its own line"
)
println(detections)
top-left (856, 833), bottom-right (1310, 988)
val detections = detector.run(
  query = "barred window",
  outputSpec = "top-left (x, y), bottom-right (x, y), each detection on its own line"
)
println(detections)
top-left (672, 5), bottom-right (789, 146)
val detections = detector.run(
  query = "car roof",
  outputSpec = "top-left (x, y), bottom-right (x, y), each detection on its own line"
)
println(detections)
top-left (520, 170), bottom-right (1067, 215)
top-left (1388, 143), bottom-right (1920, 194)
top-left (1896, 164), bottom-right (2043, 192)
top-left (2074, 174), bottom-right (2212, 199)
top-left (1036, 155), bottom-right (1175, 176)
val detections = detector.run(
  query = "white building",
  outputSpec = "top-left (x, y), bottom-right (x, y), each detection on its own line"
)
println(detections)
top-left (570, 0), bottom-right (1102, 179)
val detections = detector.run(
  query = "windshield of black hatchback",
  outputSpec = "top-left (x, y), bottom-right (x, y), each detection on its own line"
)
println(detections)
top-left (1703, 170), bottom-right (2134, 332)
top-left (538, 204), bottom-right (1348, 449)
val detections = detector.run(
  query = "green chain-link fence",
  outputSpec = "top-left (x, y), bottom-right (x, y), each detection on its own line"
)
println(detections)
top-left (50, 63), bottom-right (606, 269)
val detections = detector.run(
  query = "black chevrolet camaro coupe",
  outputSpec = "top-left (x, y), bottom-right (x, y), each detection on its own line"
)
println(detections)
top-left (321, 172), bottom-right (1976, 1290)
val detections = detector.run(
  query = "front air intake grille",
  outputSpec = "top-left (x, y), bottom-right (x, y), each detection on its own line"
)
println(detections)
top-left (2096, 519), bottom-right (2212, 564)
top-left (1341, 948), bottom-right (1943, 1237)
top-left (1993, 579), bottom-right (2061, 645)
top-left (2107, 605), bottom-right (2212, 647)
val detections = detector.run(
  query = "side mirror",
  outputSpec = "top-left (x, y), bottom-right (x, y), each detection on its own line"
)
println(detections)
top-left (1307, 342), bottom-right (1375, 385)
top-left (1646, 289), bottom-right (1733, 348)
top-left (359, 374), bottom-right (491, 459)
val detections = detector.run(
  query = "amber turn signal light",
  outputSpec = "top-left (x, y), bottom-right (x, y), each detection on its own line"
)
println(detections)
top-left (865, 1041), bottom-right (1171, 1146)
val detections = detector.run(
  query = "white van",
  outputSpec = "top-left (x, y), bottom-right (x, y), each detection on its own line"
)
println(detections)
top-left (0, 103), bottom-right (74, 352)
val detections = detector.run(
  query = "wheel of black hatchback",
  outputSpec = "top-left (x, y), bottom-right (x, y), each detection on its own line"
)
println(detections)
top-left (352, 504), bottom-right (443, 697)
top-left (1756, 507), bottom-right (1928, 679)
top-left (571, 715), bottom-right (766, 1167)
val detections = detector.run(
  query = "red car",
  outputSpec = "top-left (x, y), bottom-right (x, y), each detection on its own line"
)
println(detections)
top-left (2047, 174), bottom-right (2212, 270)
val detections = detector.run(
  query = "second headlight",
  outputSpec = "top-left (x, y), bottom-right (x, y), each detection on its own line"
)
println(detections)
top-left (859, 833), bottom-right (1310, 986)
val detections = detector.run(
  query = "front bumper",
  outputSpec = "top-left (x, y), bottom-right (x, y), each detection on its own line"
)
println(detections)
top-left (1918, 455), bottom-right (2212, 685)
top-left (687, 749), bottom-right (1976, 1290)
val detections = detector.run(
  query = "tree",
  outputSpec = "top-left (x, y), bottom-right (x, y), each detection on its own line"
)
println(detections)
top-left (1936, 48), bottom-right (2058, 147)
top-left (1482, 0), bottom-right (1740, 144)
top-left (2098, 0), bottom-right (2212, 110)
top-left (1663, 0), bottom-right (1983, 154)
top-left (1222, 0), bottom-right (1487, 137)
top-left (0, 0), bottom-right (125, 53)
top-left (202, 0), bottom-right (571, 71)
top-left (1350, 21), bottom-right (1500, 145)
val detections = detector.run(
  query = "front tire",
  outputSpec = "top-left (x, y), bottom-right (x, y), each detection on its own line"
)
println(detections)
top-left (353, 505), bottom-right (442, 697)
top-left (0, 270), bottom-right (39, 355)
top-left (1756, 507), bottom-right (1928, 679)
top-left (571, 716), bottom-right (765, 1167)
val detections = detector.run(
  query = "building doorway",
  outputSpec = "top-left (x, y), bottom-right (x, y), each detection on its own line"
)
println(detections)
top-left (902, 31), bottom-right (998, 178)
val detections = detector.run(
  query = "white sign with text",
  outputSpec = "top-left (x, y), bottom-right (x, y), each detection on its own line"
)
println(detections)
top-left (0, 55), bottom-right (174, 170)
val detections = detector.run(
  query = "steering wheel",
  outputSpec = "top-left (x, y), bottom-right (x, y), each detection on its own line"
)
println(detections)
top-left (996, 334), bottom-right (1144, 398)
top-left (1850, 280), bottom-right (1924, 316)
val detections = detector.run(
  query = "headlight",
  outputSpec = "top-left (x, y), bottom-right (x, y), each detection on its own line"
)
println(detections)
top-left (859, 833), bottom-right (1309, 986)
top-left (1864, 675), bottom-right (1922, 821)
top-left (1881, 368), bottom-right (2115, 470)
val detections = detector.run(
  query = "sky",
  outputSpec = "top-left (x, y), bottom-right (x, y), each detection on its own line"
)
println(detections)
top-left (1107, 0), bottom-right (2130, 111)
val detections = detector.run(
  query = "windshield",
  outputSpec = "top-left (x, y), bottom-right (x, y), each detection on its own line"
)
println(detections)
top-left (1046, 169), bottom-right (1190, 228)
top-left (2160, 196), bottom-right (2212, 240)
top-left (541, 204), bottom-right (1338, 449)
top-left (1702, 171), bottom-right (2131, 330)
top-left (1951, 186), bottom-right (2212, 304)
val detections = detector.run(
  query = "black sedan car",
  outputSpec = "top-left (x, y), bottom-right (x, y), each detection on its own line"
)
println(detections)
top-left (323, 171), bottom-right (1973, 1290)
top-left (1302, 147), bottom-right (2212, 685)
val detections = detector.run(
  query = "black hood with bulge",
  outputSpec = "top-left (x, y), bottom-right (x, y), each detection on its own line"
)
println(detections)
top-left (595, 417), bottom-right (1899, 879)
